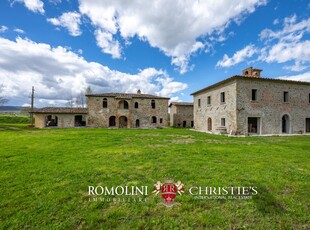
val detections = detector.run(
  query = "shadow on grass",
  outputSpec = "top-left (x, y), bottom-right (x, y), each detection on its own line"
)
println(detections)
top-left (252, 183), bottom-right (286, 215)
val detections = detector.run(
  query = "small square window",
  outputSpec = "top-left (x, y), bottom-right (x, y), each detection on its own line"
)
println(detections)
top-left (207, 96), bottom-right (211, 105)
top-left (284, 91), bottom-right (289, 102)
top-left (220, 92), bottom-right (225, 103)
top-left (221, 118), bottom-right (226, 127)
top-left (252, 89), bottom-right (257, 101)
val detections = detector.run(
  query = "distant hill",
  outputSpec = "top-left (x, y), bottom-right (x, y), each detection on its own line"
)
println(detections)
top-left (0, 106), bottom-right (23, 111)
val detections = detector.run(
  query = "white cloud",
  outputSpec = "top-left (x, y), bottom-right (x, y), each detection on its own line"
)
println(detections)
top-left (94, 29), bottom-right (122, 59)
top-left (0, 37), bottom-right (187, 107)
top-left (216, 44), bottom-right (257, 68)
top-left (13, 0), bottom-right (45, 14)
top-left (13, 28), bottom-right (25, 34)
top-left (47, 12), bottom-right (82, 36)
top-left (273, 18), bottom-right (279, 25)
top-left (79, 0), bottom-right (266, 73)
top-left (277, 72), bottom-right (310, 82)
top-left (259, 15), bottom-right (310, 66)
top-left (0, 25), bottom-right (8, 33)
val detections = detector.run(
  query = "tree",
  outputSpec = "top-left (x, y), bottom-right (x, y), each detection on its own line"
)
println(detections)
top-left (0, 85), bottom-right (9, 106)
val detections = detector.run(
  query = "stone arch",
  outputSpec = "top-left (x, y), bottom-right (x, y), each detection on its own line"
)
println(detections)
top-left (119, 116), bottom-right (128, 128)
top-left (109, 116), bottom-right (116, 127)
top-left (207, 117), bottom-right (212, 131)
top-left (118, 100), bottom-right (129, 109)
top-left (281, 114), bottom-right (291, 134)
top-left (136, 119), bottom-right (140, 128)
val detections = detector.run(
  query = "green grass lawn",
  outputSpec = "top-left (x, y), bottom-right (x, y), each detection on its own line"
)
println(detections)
top-left (0, 122), bottom-right (309, 229)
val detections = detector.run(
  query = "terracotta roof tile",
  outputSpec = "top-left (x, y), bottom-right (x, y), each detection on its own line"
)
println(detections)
top-left (86, 92), bottom-right (169, 99)
top-left (33, 107), bottom-right (88, 114)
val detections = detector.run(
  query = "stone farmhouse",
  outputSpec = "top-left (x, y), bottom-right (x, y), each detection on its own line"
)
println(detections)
top-left (33, 90), bottom-right (169, 129)
top-left (169, 102), bottom-right (194, 127)
top-left (191, 67), bottom-right (310, 135)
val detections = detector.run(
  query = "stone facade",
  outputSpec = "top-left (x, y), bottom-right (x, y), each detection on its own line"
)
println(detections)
top-left (169, 102), bottom-right (194, 127)
top-left (192, 68), bottom-right (310, 135)
top-left (86, 92), bottom-right (169, 128)
top-left (33, 107), bottom-right (88, 128)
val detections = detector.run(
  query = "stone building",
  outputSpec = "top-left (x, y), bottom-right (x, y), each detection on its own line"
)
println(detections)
top-left (33, 107), bottom-right (88, 128)
top-left (169, 102), bottom-right (194, 127)
top-left (32, 91), bottom-right (169, 129)
top-left (191, 67), bottom-right (310, 135)
top-left (86, 91), bottom-right (169, 128)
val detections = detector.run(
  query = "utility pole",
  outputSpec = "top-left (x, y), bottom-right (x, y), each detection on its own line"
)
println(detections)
top-left (30, 86), bottom-right (34, 127)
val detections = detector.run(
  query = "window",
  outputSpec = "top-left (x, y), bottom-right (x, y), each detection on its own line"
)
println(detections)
top-left (151, 100), bottom-right (156, 109)
top-left (102, 98), bottom-right (108, 108)
top-left (124, 101), bottom-right (129, 109)
top-left (160, 118), bottom-right (163, 124)
top-left (109, 116), bottom-right (116, 127)
top-left (284, 91), bottom-right (289, 102)
top-left (198, 99), bottom-right (201, 108)
top-left (220, 92), bottom-right (225, 103)
top-left (221, 118), bottom-right (226, 127)
top-left (152, 116), bottom-right (157, 123)
top-left (135, 119), bottom-right (140, 128)
top-left (207, 96), bottom-right (211, 105)
top-left (252, 89), bottom-right (257, 101)
top-left (134, 102), bottom-right (139, 108)
top-left (308, 93), bottom-right (310, 103)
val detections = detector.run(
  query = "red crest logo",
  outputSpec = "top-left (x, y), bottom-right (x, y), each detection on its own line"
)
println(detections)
top-left (153, 179), bottom-right (184, 207)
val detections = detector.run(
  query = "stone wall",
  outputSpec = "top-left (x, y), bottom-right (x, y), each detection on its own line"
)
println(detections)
top-left (170, 104), bottom-right (193, 127)
top-left (34, 114), bottom-right (87, 128)
top-left (193, 80), bottom-right (237, 134)
top-left (87, 96), bottom-right (169, 128)
top-left (236, 78), bottom-right (310, 135)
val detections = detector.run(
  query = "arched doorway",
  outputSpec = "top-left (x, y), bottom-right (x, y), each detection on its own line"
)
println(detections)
top-left (282, 114), bottom-right (290, 133)
top-left (136, 119), bottom-right (140, 128)
top-left (207, 117), bottom-right (212, 131)
top-left (118, 100), bottom-right (129, 109)
top-left (109, 116), bottom-right (116, 127)
top-left (119, 116), bottom-right (128, 128)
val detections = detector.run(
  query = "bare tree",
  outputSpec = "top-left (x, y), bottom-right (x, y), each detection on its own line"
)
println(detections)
top-left (0, 85), bottom-right (9, 106)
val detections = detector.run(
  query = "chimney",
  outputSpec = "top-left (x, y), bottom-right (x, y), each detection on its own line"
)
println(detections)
top-left (242, 67), bottom-right (262, 78)
top-left (137, 89), bottom-right (141, 94)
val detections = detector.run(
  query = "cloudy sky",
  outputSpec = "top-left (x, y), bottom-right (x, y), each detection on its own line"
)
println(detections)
top-left (0, 0), bottom-right (309, 107)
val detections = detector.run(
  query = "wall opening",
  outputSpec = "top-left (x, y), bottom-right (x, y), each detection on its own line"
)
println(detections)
top-left (75, 115), bottom-right (86, 127)
top-left (45, 115), bottom-right (58, 127)
top-left (183, 121), bottom-right (186, 127)
top-left (191, 121), bottom-right (194, 127)
top-left (282, 114), bottom-right (290, 133)
top-left (134, 102), bottom-right (139, 108)
top-left (306, 118), bottom-right (310, 133)
top-left (151, 100), bottom-right (156, 109)
top-left (248, 117), bottom-right (260, 134)
top-left (119, 116), bottom-right (128, 128)
top-left (119, 100), bottom-right (129, 109)
top-left (207, 117), bottom-right (212, 131)
top-left (102, 98), bottom-right (108, 108)
top-left (152, 116), bottom-right (157, 123)
top-left (109, 116), bottom-right (116, 127)
top-left (135, 119), bottom-right (140, 128)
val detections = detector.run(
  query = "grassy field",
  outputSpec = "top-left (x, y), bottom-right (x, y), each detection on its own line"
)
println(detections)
top-left (0, 115), bottom-right (309, 229)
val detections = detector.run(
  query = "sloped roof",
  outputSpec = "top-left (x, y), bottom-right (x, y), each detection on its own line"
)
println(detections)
top-left (33, 107), bottom-right (88, 114)
top-left (169, 102), bottom-right (193, 107)
top-left (86, 92), bottom-right (169, 99)
top-left (191, 75), bottom-right (310, 95)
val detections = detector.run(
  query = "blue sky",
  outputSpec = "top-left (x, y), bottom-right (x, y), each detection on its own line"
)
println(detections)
top-left (0, 0), bottom-right (309, 107)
